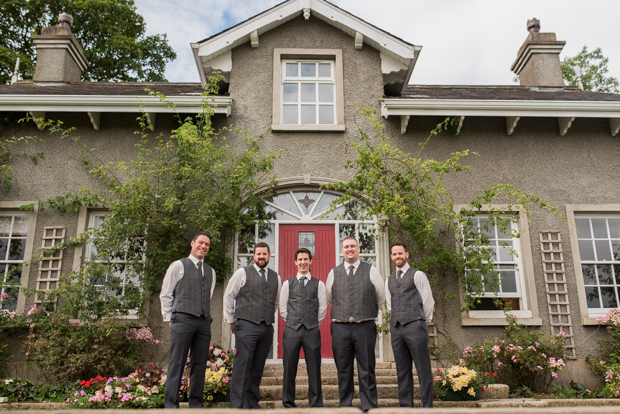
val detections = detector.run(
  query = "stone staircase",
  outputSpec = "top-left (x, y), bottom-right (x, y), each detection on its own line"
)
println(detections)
top-left (258, 361), bottom-right (421, 408)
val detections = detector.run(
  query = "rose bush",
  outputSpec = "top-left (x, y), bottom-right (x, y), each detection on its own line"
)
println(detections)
top-left (461, 314), bottom-right (566, 393)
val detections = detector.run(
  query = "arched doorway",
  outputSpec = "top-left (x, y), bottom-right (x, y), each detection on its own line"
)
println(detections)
top-left (234, 188), bottom-right (381, 361)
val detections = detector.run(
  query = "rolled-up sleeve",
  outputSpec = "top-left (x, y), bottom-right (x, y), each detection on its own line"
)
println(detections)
top-left (223, 267), bottom-right (246, 324)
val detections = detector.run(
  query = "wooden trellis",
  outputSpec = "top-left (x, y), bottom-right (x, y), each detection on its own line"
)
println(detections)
top-left (540, 230), bottom-right (576, 359)
top-left (35, 226), bottom-right (65, 306)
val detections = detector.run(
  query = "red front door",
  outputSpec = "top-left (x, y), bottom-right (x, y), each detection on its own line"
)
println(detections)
top-left (277, 224), bottom-right (335, 359)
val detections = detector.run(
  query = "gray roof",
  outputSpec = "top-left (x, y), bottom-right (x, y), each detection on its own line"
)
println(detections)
top-left (0, 82), bottom-right (206, 96)
top-left (400, 85), bottom-right (620, 102)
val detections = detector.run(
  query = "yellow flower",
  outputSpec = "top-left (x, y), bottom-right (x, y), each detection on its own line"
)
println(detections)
top-left (468, 387), bottom-right (475, 396)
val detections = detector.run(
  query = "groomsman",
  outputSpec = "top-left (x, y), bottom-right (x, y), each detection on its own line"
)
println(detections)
top-left (279, 247), bottom-right (327, 407)
top-left (385, 242), bottom-right (435, 408)
top-left (223, 242), bottom-right (282, 409)
top-left (326, 236), bottom-right (385, 411)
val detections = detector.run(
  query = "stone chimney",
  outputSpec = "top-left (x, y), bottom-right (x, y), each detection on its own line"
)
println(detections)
top-left (511, 18), bottom-right (566, 87)
top-left (31, 13), bottom-right (89, 82)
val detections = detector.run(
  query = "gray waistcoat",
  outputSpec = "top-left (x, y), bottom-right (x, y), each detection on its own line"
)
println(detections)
top-left (330, 261), bottom-right (378, 321)
top-left (172, 257), bottom-right (212, 318)
top-left (388, 267), bottom-right (424, 326)
top-left (285, 276), bottom-right (320, 330)
top-left (235, 265), bottom-right (279, 325)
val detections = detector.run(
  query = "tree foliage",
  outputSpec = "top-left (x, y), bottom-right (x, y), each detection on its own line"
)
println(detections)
top-left (19, 78), bottom-right (279, 320)
top-left (562, 46), bottom-right (619, 94)
top-left (326, 106), bottom-right (560, 355)
top-left (0, 0), bottom-right (176, 84)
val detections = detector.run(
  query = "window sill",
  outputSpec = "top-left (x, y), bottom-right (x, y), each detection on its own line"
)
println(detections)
top-left (582, 315), bottom-right (605, 326)
top-left (271, 124), bottom-right (346, 132)
top-left (462, 310), bottom-right (542, 326)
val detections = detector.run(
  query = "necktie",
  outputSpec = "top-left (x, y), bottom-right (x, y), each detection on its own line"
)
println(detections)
top-left (197, 261), bottom-right (203, 277)
top-left (348, 265), bottom-right (354, 277)
top-left (301, 276), bottom-right (307, 287)
top-left (260, 268), bottom-right (266, 282)
top-left (397, 269), bottom-right (403, 279)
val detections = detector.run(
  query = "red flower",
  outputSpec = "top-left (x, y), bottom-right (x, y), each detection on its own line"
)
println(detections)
top-left (492, 373), bottom-right (497, 377)
top-left (80, 380), bottom-right (86, 385)
top-left (482, 386), bottom-right (485, 392)
top-left (437, 369), bottom-right (441, 373)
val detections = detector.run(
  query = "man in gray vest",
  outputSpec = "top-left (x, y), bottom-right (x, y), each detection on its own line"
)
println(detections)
top-left (160, 232), bottom-right (215, 408)
top-left (223, 242), bottom-right (282, 409)
top-left (279, 247), bottom-right (327, 408)
top-left (385, 242), bottom-right (435, 408)
top-left (326, 236), bottom-right (385, 411)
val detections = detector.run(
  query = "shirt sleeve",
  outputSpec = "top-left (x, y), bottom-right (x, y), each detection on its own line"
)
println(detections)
top-left (274, 274), bottom-right (282, 315)
top-left (369, 265), bottom-right (386, 307)
top-left (159, 260), bottom-right (183, 322)
top-left (414, 270), bottom-right (435, 322)
top-left (384, 278), bottom-right (392, 312)
top-left (325, 269), bottom-right (335, 306)
top-left (279, 279), bottom-right (290, 321)
top-left (223, 267), bottom-right (247, 324)
top-left (318, 280), bottom-right (327, 324)
top-left (210, 268), bottom-right (216, 298)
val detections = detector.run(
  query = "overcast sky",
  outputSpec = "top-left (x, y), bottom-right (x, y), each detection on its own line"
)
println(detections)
top-left (134, 0), bottom-right (620, 86)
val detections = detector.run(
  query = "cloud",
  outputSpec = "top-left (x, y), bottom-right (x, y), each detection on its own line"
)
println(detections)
top-left (135, 0), bottom-right (620, 85)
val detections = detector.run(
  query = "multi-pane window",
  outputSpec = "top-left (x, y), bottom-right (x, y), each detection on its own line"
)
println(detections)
top-left (281, 60), bottom-right (335, 125)
top-left (86, 212), bottom-right (143, 300)
top-left (467, 215), bottom-right (524, 310)
top-left (575, 216), bottom-right (620, 310)
top-left (0, 214), bottom-right (29, 310)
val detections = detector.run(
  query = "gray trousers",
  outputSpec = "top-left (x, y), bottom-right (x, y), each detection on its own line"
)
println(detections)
top-left (282, 325), bottom-right (323, 407)
top-left (391, 320), bottom-right (433, 407)
top-left (331, 320), bottom-right (378, 411)
top-left (164, 312), bottom-right (212, 408)
top-left (229, 319), bottom-right (273, 409)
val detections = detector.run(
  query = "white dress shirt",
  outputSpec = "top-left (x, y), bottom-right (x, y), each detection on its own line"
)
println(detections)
top-left (384, 262), bottom-right (435, 322)
top-left (223, 263), bottom-right (282, 324)
top-left (159, 254), bottom-right (216, 322)
top-left (279, 273), bottom-right (327, 324)
top-left (325, 260), bottom-right (386, 322)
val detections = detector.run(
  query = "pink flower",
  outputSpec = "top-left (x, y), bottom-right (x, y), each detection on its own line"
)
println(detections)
top-left (551, 372), bottom-right (558, 378)
top-left (9, 311), bottom-right (16, 319)
top-left (497, 362), bottom-right (503, 366)
top-left (601, 361), bottom-right (607, 365)
top-left (0, 293), bottom-right (9, 299)
top-left (597, 315), bottom-right (611, 324)
top-left (223, 377), bottom-right (229, 383)
top-left (30, 324), bottom-right (34, 328)
top-left (556, 331), bottom-right (567, 339)
top-left (537, 365), bottom-right (543, 370)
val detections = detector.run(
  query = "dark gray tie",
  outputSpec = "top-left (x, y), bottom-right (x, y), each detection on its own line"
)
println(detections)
top-left (301, 276), bottom-right (307, 287)
top-left (197, 261), bottom-right (203, 277)
top-left (348, 265), bottom-right (354, 278)
top-left (260, 268), bottom-right (266, 283)
top-left (397, 269), bottom-right (403, 279)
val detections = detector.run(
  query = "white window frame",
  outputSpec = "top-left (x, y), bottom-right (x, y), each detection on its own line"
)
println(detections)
top-left (73, 206), bottom-right (144, 318)
top-left (456, 206), bottom-right (541, 326)
top-left (281, 60), bottom-right (336, 126)
top-left (567, 205), bottom-right (620, 325)
top-left (0, 202), bottom-right (37, 312)
top-left (272, 49), bottom-right (345, 132)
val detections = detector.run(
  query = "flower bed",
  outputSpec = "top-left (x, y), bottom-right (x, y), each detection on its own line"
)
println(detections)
top-left (433, 365), bottom-right (495, 401)
top-left (0, 346), bottom-right (236, 408)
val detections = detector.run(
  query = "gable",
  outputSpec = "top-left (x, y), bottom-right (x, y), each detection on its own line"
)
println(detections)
top-left (191, 0), bottom-right (421, 95)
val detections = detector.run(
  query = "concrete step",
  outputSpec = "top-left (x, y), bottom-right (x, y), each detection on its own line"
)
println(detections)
top-left (258, 399), bottom-right (407, 408)
top-left (260, 376), bottom-right (410, 386)
top-left (263, 361), bottom-right (396, 371)
top-left (259, 383), bottom-right (412, 401)
top-left (263, 368), bottom-right (402, 377)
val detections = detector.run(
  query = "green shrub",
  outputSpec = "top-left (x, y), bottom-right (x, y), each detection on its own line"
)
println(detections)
top-left (462, 314), bottom-right (566, 393)
top-left (23, 315), bottom-right (157, 383)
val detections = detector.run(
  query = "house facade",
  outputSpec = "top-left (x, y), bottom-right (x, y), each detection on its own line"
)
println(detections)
top-left (1, 0), bottom-right (620, 384)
